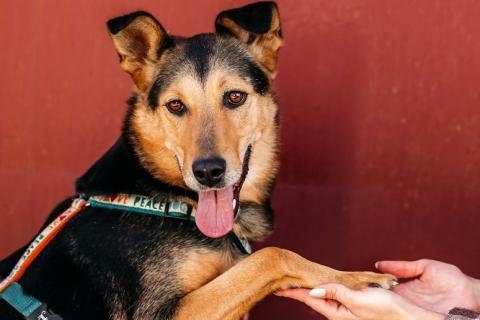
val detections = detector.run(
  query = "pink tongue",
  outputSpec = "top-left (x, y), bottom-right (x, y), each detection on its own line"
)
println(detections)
top-left (195, 186), bottom-right (234, 238)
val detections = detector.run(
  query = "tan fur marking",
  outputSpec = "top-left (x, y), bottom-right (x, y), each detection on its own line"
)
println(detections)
top-left (238, 97), bottom-right (279, 204)
top-left (178, 249), bottom-right (237, 294)
top-left (130, 101), bottom-right (187, 188)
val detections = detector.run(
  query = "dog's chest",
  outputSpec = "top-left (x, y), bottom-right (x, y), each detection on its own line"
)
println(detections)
top-left (131, 246), bottom-right (239, 319)
top-left (176, 248), bottom-right (239, 293)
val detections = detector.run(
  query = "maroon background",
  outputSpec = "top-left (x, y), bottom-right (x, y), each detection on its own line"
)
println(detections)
top-left (1, 1), bottom-right (480, 319)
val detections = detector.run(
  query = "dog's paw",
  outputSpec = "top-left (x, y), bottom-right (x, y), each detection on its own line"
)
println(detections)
top-left (339, 271), bottom-right (398, 290)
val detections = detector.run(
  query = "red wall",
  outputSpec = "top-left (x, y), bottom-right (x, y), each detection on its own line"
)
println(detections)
top-left (1, 1), bottom-right (480, 319)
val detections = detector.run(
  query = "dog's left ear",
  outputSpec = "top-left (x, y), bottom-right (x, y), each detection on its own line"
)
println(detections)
top-left (215, 1), bottom-right (283, 77)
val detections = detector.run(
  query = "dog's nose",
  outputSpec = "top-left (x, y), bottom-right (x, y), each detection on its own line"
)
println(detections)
top-left (192, 157), bottom-right (226, 187)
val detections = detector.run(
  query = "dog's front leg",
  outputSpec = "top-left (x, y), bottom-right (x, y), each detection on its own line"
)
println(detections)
top-left (174, 247), bottom-right (397, 320)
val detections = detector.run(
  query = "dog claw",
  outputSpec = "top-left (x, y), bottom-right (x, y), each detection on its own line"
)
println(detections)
top-left (368, 282), bottom-right (382, 288)
top-left (369, 276), bottom-right (398, 289)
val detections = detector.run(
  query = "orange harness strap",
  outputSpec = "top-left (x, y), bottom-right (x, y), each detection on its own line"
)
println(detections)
top-left (0, 198), bottom-right (87, 293)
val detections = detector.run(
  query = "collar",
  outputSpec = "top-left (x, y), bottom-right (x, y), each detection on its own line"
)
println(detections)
top-left (85, 193), bottom-right (251, 254)
top-left (88, 194), bottom-right (196, 220)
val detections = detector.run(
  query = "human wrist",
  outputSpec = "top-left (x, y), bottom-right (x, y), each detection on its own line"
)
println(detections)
top-left (415, 309), bottom-right (445, 320)
top-left (470, 277), bottom-right (480, 310)
top-left (403, 304), bottom-right (444, 320)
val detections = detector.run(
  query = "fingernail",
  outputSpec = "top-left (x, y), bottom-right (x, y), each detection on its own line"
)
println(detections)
top-left (375, 262), bottom-right (380, 269)
top-left (309, 288), bottom-right (326, 298)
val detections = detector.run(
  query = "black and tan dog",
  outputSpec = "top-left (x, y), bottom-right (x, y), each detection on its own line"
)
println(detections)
top-left (0, 2), bottom-right (396, 319)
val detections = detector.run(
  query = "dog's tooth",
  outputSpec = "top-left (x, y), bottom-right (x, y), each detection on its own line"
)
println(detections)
top-left (232, 199), bottom-right (237, 208)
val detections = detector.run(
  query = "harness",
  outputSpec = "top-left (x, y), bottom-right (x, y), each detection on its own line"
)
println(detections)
top-left (0, 194), bottom-right (251, 319)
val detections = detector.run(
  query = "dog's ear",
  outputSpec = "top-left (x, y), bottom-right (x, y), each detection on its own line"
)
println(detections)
top-left (107, 11), bottom-right (170, 92)
top-left (215, 2), bottom-right (283, 76)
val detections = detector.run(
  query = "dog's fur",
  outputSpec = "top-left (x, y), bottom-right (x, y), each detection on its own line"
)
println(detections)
top-left (0, 2), bottom-right (396, 319)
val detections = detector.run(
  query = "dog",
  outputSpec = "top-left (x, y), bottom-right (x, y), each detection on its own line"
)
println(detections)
top-left (0, 2), bottom-right (396, 319)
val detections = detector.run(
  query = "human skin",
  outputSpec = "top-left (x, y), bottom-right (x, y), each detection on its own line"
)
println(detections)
top-left (276, 259), bottom-right (480, 320)
top-left (276, 284), bottom-right (444, 320)
top-left (378, 259), bottom-right (480, 314)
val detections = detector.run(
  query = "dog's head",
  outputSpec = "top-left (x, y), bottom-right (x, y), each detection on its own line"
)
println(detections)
top-left (107, 2), bottom-right (282, 238)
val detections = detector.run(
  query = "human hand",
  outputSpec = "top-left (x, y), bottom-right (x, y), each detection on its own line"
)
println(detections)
top-left (276, 284), bottom-right (444, 320)
top-left (377, 259), bottom-right (480, 314)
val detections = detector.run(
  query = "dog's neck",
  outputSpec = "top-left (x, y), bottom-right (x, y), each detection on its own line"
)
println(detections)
top-left (75, 137), bottom-right (274, 241)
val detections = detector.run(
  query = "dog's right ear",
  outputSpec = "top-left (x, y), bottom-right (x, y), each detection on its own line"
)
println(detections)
top-left (107, 11), bottom-right (170, 92)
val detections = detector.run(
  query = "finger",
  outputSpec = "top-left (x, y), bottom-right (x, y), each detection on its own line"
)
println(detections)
top-left (277, 288), bottom-right (354, 320)
top-left (303, 297), bottom-right (355, 320)
top-left (392, 282), bottom-right (419, 300)
top-left (376, 260), bottom-right (429, 279)
top-left (312, 284), bottom-right (356, 308)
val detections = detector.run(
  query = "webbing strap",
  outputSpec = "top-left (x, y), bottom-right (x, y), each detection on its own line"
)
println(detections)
top-left (0, 282), bottom-right (41, 317)
top-left (0, 198), bottom-right (87, 293)
top-left (88, 195), bottom-right (195, 221)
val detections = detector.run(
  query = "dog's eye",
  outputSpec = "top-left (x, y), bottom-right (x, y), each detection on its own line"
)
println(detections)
top-left (224, 91), bottom-right (247, 108)
top-left (165, 100), bottom-right (186, 115)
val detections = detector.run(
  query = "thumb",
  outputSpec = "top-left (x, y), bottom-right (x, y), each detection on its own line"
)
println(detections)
top-left (376, 260), bottom-right (428, 279)
top-left (276, 287), bottom-right (354, 319)
top-left (311, 283), bottom-right (356, 307)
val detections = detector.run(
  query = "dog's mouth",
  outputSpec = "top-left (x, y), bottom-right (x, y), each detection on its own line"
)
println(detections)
top-left (195, 146), bottom-right (252, 238)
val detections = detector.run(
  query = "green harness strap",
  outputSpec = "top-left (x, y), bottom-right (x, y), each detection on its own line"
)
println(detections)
top-left (0, 282), bottom-right (42, 317)
top-left (87, 196), bottom-right (196, 221)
